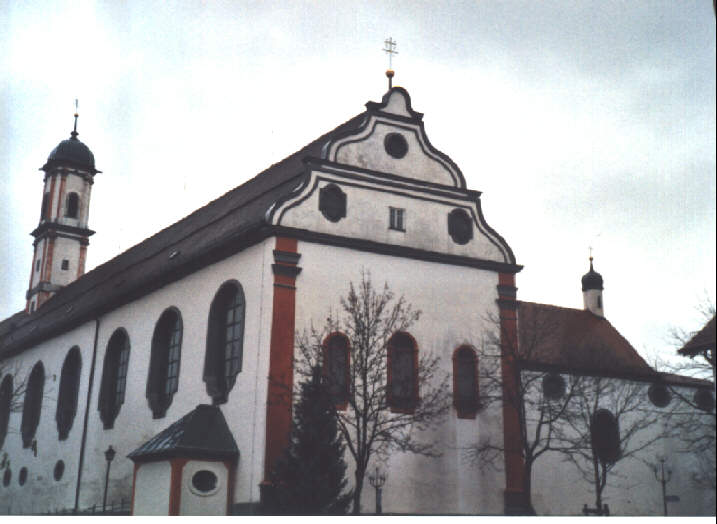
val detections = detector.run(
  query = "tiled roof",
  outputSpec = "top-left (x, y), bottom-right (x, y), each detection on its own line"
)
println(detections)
top-left (517, 302), bottom-right (708, 387)
top-left (0, 111), bottom-right (367, 356)
top-left (517, 302), bottom-right (656, 378)
top-left (128, 404), bottom-right (238, 462)
top-left (678, 316), bottom-right (716, 357)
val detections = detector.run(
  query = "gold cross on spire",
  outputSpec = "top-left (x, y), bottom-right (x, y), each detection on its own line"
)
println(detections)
top-left (72, 98), bottom-right (79, 137)
top-left (383, 37), bottom-right (398, 89)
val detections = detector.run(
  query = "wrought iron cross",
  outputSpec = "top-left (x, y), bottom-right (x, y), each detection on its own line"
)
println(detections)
top-left (383, 37), bottom-right (398, 70)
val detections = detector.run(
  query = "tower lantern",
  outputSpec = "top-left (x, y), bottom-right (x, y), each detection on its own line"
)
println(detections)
top-left (581, 256), bottom-right (604, 318)
top-left (26, 106), bottom-right (100, 313)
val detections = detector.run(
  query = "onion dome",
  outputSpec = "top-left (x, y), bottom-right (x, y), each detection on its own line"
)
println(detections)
top-left (41, 111), bottom-right (99, 173)
top-left (581, 257), bottom-right (603, 291)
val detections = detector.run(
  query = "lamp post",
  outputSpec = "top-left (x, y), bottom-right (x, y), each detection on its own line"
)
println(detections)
top-left (103, 445), bottom-right (116, 513)
top-left (652, 457), bottom-right (673, 516)
top-left (368, 466), bottom-right (386, 515)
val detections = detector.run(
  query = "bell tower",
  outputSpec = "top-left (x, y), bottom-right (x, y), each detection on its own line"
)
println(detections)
top-left (581, 256), bottom-right (604, 317)
top-left (26, 106), bottom-right (100, 313)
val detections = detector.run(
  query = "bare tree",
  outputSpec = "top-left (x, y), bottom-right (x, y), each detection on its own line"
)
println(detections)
top-left (554, 375), bottom-right (667, 513)
top-left (470, 307), bottom-right (583, 513)
top-left (0, 361), bottom-right (29, 455)
top-left (295, 272), bottom-right (451, 514)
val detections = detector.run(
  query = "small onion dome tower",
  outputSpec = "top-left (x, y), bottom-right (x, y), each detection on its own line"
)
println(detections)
top-left (581, 256), bottom-right (604, 317)
top-left (26, 108), bottom-right (100, 313)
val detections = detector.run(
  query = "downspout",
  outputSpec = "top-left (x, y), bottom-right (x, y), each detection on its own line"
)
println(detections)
top-left (74, 317), bottom-right (101, 512)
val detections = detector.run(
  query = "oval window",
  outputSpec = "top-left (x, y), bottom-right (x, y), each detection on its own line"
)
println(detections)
top-left (694, 388), bottom-right (714, 412)
top-left (384, 133), bottom-right (408, 159)
top-left (191, 470), bottom-right (218, 494)
top-left (648, 383), bottom-right (671, 408)
top-left (542, 373), bottom-right (566, 400)
top-left (18, 467), bottom-right (28, 486)
top-left (54, 460), bottom-right (65, 481)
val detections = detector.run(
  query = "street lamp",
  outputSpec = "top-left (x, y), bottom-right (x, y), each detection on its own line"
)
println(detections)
top-left (103, 445), bottom-right (116, 512)
top-left (368, 466), bottom-right (386, 515)
top-left (653, 457), bottom-right (674, 516)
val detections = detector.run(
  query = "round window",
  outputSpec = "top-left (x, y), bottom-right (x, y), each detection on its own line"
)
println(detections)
top-left (648, 383), bottom-right (671, 408)
top-left (18, 467), bottom-right (27, 486)
top-left (694, 388), bottom-right (714, 412)
top-left (54, 460), bottom-right (65, 481)
top-left (2, 468), bottom-right (10, 487)
top-left (384, 133), bottom-right (408, 159)
top-left (191, 470), bottom-right (218, 495)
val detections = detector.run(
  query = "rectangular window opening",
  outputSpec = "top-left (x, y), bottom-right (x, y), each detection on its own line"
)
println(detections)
top-left (389, 207), bottom-right (405, 232)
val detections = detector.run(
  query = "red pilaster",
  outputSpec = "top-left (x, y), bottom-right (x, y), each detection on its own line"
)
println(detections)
top-left (57, 174), bottom-right (67, 219)
top-left (263, 237), bottom-right (301, 482)
top-left (47, 175), bottom-right (57, 220)
top-left (168, 458), bottom-right (189, 515)
top-left (497, 272), bottom-right (528, 514)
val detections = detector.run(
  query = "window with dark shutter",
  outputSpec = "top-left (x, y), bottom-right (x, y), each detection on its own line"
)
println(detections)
top-left (204, 282), bottom-right (245, 404)
top-left (65, 192), bottom-right (79, 218)
top-left (21, 362), bottom-right (45, 448)
top-left (387, 332), bottom-right (418, 413)
top-left (56, 346), bottom-right (82, 440)
top-left (324, 333), bottom-right (350, 408)
top-left (0, 375), bottom-right (13, 450)
top-left (147, 308), bottom-right (183, 418)
top-left (453, 346), bottom-right (479, 418)
top-left (98, 329), bottom-right (131, 430)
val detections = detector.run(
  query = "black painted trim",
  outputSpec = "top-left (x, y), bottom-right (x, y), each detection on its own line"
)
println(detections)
top-left (306, 158), bottom-right (480, 199)
top-left (272, 250), bottom-right (301, 265)
top-left (31, 222), bottom-right (95, 239)
top-left (329, 119), bottom-right (464, 188)
top-left (275, 226), bottom-right (522, 274)
top-left (272, 264), bottom-right (302, 277)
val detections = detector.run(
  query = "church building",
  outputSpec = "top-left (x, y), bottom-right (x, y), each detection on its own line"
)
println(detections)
top-left (0, 84), bottom-right (713, 515)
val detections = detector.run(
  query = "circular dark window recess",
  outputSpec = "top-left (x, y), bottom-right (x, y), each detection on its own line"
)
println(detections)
top-left (694, 388), bottom-right (714, 412)
top-left (2, 469), bottom-right (10, 487)
top-left (54, 460), bottom-right (65, 481)
top-left (192, 470), bottom-right (218, 494)
top-left (648, 383), bottom-right (671, 408)
top-left (542, 373), bottom-right (566, 400)
top-left (318, 183), bottom-right (347, 223)
top-left (448, 208), bottom-right (473, 245)
top-left (384, 133), bottom-right (408, 159)
top-left (18, 467), bottom-right (27, 486)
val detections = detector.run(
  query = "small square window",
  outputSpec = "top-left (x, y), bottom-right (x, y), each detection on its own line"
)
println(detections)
top-left (389, 207), bottom-right (405, 232)
top-left (61, 260), bottom-right (69, 270)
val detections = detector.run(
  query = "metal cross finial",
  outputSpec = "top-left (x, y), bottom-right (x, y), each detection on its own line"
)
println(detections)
top-left (72, 99), bottom-right (79, 137)
top-left (383, 37), bottom-right (398, 89)
top-left (383, 37), bottom-right (398, 69)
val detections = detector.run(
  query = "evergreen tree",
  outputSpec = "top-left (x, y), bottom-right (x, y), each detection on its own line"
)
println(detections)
top-left (268, 367), bottom-right (352, 514)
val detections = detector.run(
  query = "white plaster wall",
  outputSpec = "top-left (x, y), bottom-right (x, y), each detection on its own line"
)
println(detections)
top-left (1, 237), bottom-right (275, 514)
top-left (79, 238), bottom-right (273, 511)
top-left (57, 173), bottom-right (92, 229)
top-left (277, 173), bottom-right (507, 263)
top-left (294, 241), bottom-right (506, 515)
top-left (179, 459), bottom-right (229, 515)
top-left (132, 461), bottom-right (170, 515)
top-left (525, 374), bottom-right (715, 516)
top-left (0, 321), bottom-right (97, 514)
top-left (51, 236), bottom-right (82, 286)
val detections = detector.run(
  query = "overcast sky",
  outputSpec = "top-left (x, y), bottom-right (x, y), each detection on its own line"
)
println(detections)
top-left (1, 1), bottom-right (715, 366)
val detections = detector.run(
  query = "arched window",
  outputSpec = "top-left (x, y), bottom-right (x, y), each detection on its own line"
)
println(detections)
top-left (453, 346), bottom-right (479, 418)
top-left (40, 193), bottom-right (49, 220)
top-left (147, 308), bottom-right (183, 418)
top-left (324, 333), bottom-right (350, 408)
top-left (56, 347), bottom-right (82, 440)
top-left (387, 332), bottom-right (418, 413)
top-left (21, 362), bottom-right (44, 448)
top-left (0, 375), bottom-right (13, 450)
top-left (98, 329), bottom-right (130, 429)
top-left (65, 192), bottom-right (79, 218)
top-left (204, 282), bottom-right (245, 404)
